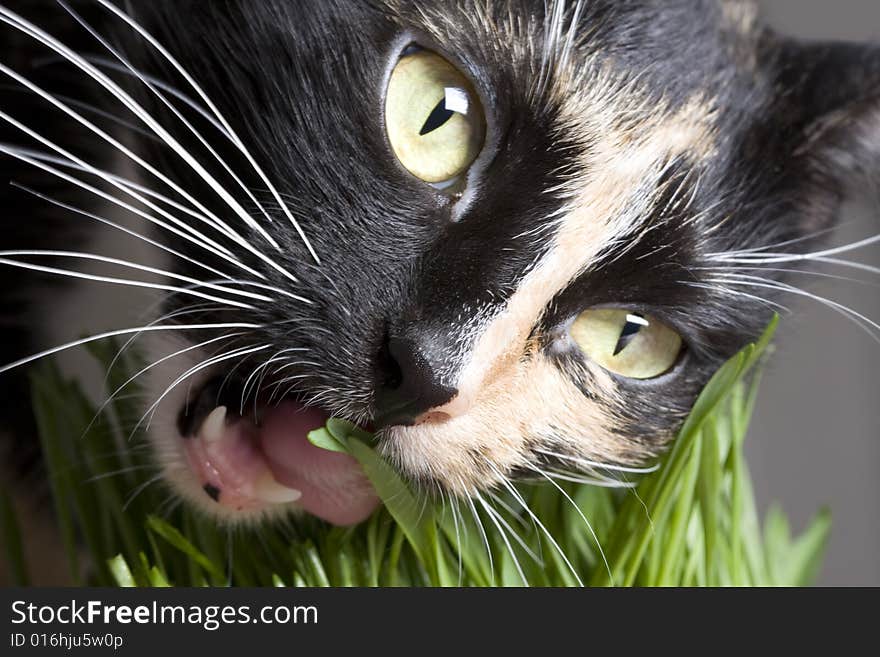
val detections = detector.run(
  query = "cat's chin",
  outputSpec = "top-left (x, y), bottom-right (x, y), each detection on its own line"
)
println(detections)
top-left (166, 392), bottom-right (379, 526)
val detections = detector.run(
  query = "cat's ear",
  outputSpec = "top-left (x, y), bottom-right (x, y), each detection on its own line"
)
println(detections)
top-left (773, 38), bottom-right (880, 200)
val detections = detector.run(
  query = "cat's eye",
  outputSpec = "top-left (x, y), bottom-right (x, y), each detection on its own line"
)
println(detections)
top-left (385, 48), bottom-right (486, 184)
top-left (570, 309), bottom-right (683, 380)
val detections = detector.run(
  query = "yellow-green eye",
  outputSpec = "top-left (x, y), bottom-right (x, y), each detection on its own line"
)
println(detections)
top-left (385, 48), bottom-right (486, 184)
top-left (570, 309), bottom-right (683, 379)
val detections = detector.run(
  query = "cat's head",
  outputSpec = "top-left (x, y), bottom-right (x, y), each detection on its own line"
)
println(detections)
top-left (8, 1), bottom-right (878, 524)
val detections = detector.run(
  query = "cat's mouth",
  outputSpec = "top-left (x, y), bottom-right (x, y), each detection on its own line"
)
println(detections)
top-left (175, 377), bottom-right (379, 526)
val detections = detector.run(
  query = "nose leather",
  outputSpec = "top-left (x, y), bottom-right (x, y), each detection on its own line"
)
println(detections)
top-left (374, 335), bottom-right (457, 428)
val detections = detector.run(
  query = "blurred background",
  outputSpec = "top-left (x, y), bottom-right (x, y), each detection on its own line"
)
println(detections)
top-left (751, 0), bottom-right (880, 586)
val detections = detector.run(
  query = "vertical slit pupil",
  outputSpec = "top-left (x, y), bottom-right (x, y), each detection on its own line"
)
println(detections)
top-left (419, 97), bottom-right (455, 135)
top-left (613, 315), bottom-right (646, 356)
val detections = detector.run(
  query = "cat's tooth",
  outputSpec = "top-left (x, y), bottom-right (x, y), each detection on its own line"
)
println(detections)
top-left (199, 406), bottom-right (227, 444)
top-left (254, 472), bottom-right (302, 504)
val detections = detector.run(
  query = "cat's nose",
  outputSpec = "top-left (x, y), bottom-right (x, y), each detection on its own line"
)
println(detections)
top-left (374, 335), bottom-right (458, 428)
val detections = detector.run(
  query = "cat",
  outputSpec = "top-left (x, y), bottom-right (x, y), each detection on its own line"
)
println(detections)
top-left (0, 0), bottom-right (878, 538)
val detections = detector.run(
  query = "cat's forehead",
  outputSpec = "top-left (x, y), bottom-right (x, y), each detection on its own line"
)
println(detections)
top-left (140, 0), bottom-right (769, 337)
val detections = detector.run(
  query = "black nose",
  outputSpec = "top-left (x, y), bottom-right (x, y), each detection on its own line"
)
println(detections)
top-left (374, 334), bottom-right (457, 428)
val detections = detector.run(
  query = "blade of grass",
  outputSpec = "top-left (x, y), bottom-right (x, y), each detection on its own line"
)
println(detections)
top-left (0, 488), bottom-right (29, 585)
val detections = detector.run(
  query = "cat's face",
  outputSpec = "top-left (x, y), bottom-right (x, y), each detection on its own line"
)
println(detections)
top-left (8, 1), bottom-right (877, 525)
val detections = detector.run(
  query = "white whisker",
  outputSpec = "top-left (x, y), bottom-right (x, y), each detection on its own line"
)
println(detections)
top-left (531, 465), bottom-right (614, 585)
top-left (0, 81), bottom-right (159, 141)
top-left (680, 279), bottom-right (791, 313)
top-left (475, 492), bottom-right (528, 586)
top-left (448, 495), bottom-right (464, 586)
top-left (11, 181), bottom-right (237, 283)
top-left (0, 322), bottom-right (261, 375)
top-left (808, 256), bottom-right (880, 278)
top-left (94, 332), bottom-right (246, 428)
top-left (238, 348), bottom-right (304, 413)
top-left (711, 274), bottom-right (880, 342)
top-left (536, 447), bottom-right (660, 474)
top-left (122, 472), bottom-right (164, 511)
top-left (58, 0), bottom-right (279, 232)
top-left (7, 145), bottom-right (248, 248)
top-left (0, 143), bottom-right (263, 277)
top-left (542, 469), bottom-right (638, 489)
top-left (485, 490), bottom-right (531, 532)
top-left (712, 233), bottom-right (880, 264)
top-left (463, 492), bottom-right (495, 586)
top-left (487, 460), bottom-right (584, 587)
top-left (0, 61), bottom-right (249, 247)
top-left (137, 343), bottom-right (271, 434)
top-left (103, 304), bottom-right (224, 386)
top-left (0, 250), bottom-right (273, 303)
top-left (95, 0), bottom-right (321, 264)
top-left (479, 494), bottom-right (543, 565)
top-left (13, 173), bottom-right (312, 304)
top-left (693, 264), bottom-right (879, 288)
top-left (705, 225), bottom-right (839, 258)
top-left (0, 6), bottom-right (304, 283)
top-left (84, 55), bottom-right (230, 138)
top-left (0, 256), bottom-right (257, 308)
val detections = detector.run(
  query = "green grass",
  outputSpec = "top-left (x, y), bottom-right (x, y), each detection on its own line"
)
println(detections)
top-left (0, 316), bottom-right (831, 586)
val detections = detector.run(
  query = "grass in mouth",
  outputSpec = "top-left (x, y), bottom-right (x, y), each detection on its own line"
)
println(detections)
top-left (0, 316), bottom-right (830, 586)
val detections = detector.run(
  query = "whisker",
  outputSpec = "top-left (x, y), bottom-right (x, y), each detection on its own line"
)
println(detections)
top-left (198, 278), bottom-right (312, 305)
top-left (0, 61), bottom-right (249, 247)
top-left (486, 460), bottom-right (584, 587)
top-left (57, 0), bottom-right (280, 232)
top-left (122, 472), bottom-right (165, 511)
top-left (448, 495), bottom-right (464, 586)
top-left (0, 81), bottom-right (160, 141)
top-left (95, 0), bottom-right (321, 264)
top-left (0, 6), bottom-right (303, 282)
top-left (0, 144), bottom-right (263, 278)
top-left (711, 274), bottom-right (880, 342)
top-left (536, 447), bottom-right (660, 475)
top-left (712, 233), bottom-right (880, 264)
top-left (0, 321), bottom-right (261, 375)
top-left (531, 465), bottom-right (614, 585)
top-left (0, 255), bottom-right (257, 308)
top-left (8, 150), bottom-right (311, 303)
top-left (541, 469), bottom-right (638, 489)
top-left (7, 144), bottom-right (250, 247)
top-left (475, 492), bottom-right (529, 586)
top-left (92, 331), bottom-right (246, 433)
top-left (11, 180), bottom-right (238, 283)
top-left (463, 492), bottom-right (495, 586)
top-left (480, 494), bottom-right (543, 565)
top-left (680, 279), bottom-right (791, 313)
top-left (239, 349), bottom-right (294, 414)
top-left (485, 490), bottom-right (531, 532)
top-left (85, 464), bottom-right (155, 483)
top-left (693, 264), bottom-right (879, 288)
top-left (84, 55), bottom-right (230, 138)
top-left (102, 304), bottom-right (224, 386)
top-left (705, 225), bottom-right (839, 258)
top-left (0, 250), bottom-right (273, 303)
top-left (136, 343), bottom-right (271, 435)
top-left (812, 256), bottom-right (880, 278)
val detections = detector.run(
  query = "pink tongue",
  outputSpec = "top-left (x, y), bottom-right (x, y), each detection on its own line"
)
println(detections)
top-left (259, 401), bottom-right (380, 526)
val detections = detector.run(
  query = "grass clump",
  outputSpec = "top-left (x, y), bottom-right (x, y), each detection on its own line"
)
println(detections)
top-left (0, 317), bottom-right (830, 586)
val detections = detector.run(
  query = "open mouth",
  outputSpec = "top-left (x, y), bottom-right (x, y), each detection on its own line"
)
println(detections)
top-left (176, 378), bottom-right (380, 526)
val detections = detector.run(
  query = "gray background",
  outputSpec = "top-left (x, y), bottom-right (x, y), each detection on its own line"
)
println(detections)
top-left (751, 1), bottom-right (880, 586)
